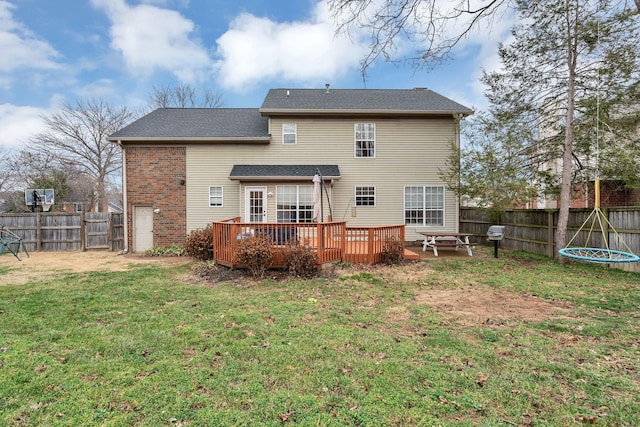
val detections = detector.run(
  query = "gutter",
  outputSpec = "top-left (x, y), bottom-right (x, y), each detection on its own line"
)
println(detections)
top-left (107, 136), bottom-right (271, 143)
top-left (258, 108), bottom-right (474, 116)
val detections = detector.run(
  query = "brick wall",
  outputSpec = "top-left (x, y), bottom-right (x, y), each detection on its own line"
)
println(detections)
top-left (125, 146), bottom-right (186, 249)
top-left (587, 180), bottom-right (640, 208)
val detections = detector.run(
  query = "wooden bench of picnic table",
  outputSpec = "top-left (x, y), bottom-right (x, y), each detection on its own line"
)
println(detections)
top-left (418, 232), bottom-right (475, 257)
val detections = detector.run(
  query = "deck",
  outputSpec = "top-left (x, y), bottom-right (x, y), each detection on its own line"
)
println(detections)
top-left (212, 218), bottom-right (418, 268)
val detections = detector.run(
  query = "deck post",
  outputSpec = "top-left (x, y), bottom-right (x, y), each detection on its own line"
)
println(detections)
top-left (317, 222), bottom-right (323, 268)
top-left (368, 227), bottom-right (374, 265)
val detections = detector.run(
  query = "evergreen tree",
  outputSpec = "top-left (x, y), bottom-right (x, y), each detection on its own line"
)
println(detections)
top-left (480, 0), bottom-right (639, 260)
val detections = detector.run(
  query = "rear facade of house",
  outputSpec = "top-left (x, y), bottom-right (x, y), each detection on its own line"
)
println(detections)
top-left (109, 88), bottom-right (473, 253)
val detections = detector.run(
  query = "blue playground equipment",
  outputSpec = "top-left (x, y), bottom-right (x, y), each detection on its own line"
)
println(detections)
top-left (559, 179), bottom-right (639, 263)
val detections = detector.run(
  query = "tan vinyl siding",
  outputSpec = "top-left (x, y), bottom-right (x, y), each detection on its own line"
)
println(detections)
top-left (186, 116), bottom-right (459, 241)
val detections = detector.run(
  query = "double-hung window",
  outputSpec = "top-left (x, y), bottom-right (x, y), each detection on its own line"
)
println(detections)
top-left (276, 185), bottom-right (313, 223)
top-left (355, 123), bottom-right (375, 158)
top-left (355, 186), bottom-right (376, 206)
top-left (404, 186), bottom-right (445, 226)
top-left (283, 123), bottom-right (297, 145)
top-left (209, 186), bottom-right (223, 207)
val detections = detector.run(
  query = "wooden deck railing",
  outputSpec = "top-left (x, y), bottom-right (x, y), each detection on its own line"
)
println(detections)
top-left (212, 218), bottom-right (346, 268)
top-left (213, 218), bottom-right (406, 268)
top-left (344, 224), bottom-right (405, 265)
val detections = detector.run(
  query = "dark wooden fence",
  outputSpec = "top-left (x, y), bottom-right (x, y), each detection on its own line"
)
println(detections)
top-left (460, 207), bottom-right (640, 272)
top-left (0, 212), bottom-right (123, 252)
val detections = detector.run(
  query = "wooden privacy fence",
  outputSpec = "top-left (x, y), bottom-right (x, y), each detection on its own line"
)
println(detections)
top-left (0, 212), bottom-right (124, 252)
top-left (460, 207), bottom-right (640, 272)
top-left (212, 218), bottom-right (406, 267)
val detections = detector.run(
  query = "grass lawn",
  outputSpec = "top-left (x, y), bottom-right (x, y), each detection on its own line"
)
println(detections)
top-left (0, 250), bottom-right (639, 426)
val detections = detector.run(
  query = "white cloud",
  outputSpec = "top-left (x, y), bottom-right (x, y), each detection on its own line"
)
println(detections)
top-left (214, 1), bottom-right (367, 91)
top-left (91, 0), bottom-right (211, 82)
top-left (74, 78), bottom-right (117, 98)
top-left (0, 103), bottom-right (51, 148)
top-left (0, 1), bottom-right (61, 72)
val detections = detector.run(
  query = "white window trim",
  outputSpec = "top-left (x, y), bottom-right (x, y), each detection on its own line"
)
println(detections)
top-left (403, 185), bottom-right (445, 227)
top-left (354, 123), bottom-right (376, 158)
top-left (282, 123), bottom-right (297, 145)
top-left (209, 186), bottom-right (223, 207)
top-left (276, 184), bottom-right (314, 223)
top-left (355, 186), bottom-right (376, 207)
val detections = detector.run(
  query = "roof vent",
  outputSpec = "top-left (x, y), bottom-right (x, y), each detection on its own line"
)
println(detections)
top-left (286, 90), bottom-right (290, 98)
top-left (413, 87), bottom-right (428, 90)
top-left (325, 83), bottom-right (330, 93)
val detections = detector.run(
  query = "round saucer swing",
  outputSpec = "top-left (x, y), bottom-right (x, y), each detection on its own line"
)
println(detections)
top-left (558, 179), bottom-right (640, 263)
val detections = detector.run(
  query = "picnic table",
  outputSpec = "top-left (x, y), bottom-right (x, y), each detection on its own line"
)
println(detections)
top-left (418, 232), bottom-right (474, 257)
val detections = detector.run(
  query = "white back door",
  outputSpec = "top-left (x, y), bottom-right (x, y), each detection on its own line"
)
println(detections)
top-left (133, 206), bottom-right (154, 252)
top-left (245, 187), bottom-right (267, 223)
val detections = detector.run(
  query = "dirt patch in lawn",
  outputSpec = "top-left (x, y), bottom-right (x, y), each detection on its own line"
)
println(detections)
top-left (0, 251), bottom-right (191, 286)
top-left (414, 286), bottom-right (575, 326)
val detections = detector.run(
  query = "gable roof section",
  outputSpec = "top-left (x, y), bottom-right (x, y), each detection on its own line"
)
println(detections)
top-left (109, 108), bottom-right (270, 143)
top-left (260, 88), bottom-right (473, 116)
top-left (229, 165), bottom-right (340, 181)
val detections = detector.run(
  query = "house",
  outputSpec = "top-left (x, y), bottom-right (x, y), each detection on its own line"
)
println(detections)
top-left (108, 87), bottom-right (473, 253)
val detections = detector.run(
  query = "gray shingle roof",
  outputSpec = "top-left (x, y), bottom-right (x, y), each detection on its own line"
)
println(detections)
top-left (260, 88), bottom-right (473, 114)
top-left (109, 108), bottom-right (269, 140)
top-left (229, 165), bottom-right (340, 180)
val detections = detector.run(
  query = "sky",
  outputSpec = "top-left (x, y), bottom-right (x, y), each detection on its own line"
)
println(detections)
top-left (0, 0), bottom-right (514, 151)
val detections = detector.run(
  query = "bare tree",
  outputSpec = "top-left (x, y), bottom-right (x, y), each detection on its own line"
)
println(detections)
top-left (27, 99), bottom-right (135, 212)
top-left (149, 84), bottom-right (224, 109)
top-left (0, 146), bottom-right (15, 194)
top-left (329, 0), bottom-right (640, 74)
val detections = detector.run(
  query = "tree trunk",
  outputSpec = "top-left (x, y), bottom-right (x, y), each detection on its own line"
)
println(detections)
top-left (96, 179), bottom-right (106, 212)
top-left (556, 13), bottom-right (578, 265)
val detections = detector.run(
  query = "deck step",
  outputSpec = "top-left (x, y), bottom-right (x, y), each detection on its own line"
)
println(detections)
top-left (403, 248), bottom-right (420, 260)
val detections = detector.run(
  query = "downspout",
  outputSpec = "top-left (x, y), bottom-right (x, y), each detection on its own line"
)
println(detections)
top-left (119, 140), bottom-right (129, 253)
top-left (454, 113), bottom-right (462, 233)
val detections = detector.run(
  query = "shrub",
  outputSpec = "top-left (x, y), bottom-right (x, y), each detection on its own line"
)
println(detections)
top-left (382, 238), bottom-right (404, 265)
top-left (145, 245), bottom-right (186, 257)
top-left (185, 225), bottom-right (213, 261)
top-left (235, 235), bottom-right (273, 278)
top-left (284, 244), bottom-right (317, 277)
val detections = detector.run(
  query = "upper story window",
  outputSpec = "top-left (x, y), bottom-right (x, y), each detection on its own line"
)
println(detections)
top-left (209, 186), bottom-right (223, 207)
top-left (283, 123), bottom-right (297, 145)
top-left (355, 186), bottom-right (376, 206)
top-left (355, 123), bottom-right (375, 158)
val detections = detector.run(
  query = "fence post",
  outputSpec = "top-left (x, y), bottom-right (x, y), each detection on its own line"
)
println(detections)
top-left (80, 211), bottom-right (86, 252)
top-left (36, 212), bottom-right (42, 252)
top-left (547, 210), bottom-right (554, 257)
top-left (602, 208), bottom-right (609, 249)
top-left (108, 212), bottom-right (113, 251)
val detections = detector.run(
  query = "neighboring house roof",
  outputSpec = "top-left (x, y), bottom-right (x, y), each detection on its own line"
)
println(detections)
top-left (109, 108), bottom-right (270, 142)
top-left (260, 88), bottom-right (474, 116)
top-left (229, 165), bottom-right (341, 181)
